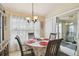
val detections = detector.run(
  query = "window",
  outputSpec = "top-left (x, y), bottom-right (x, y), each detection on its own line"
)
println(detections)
top-left (10, 15), bottom-right (40, 51)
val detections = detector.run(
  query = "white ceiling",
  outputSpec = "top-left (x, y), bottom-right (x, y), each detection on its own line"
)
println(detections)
top-left (1, 3), bottom-right (79, 16)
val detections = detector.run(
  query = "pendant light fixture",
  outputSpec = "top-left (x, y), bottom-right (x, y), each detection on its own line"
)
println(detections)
top-left (26, 3), bottom-right (38, 23)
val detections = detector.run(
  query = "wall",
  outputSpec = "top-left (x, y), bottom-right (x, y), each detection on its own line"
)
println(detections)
top-left (77, 12), bottom-right (79, 56)
top-left (45, 17), bottom-right (56, 38)
top-left (45, 17), bottom-right (53, 38)
top-left (4, 12), bottom-right (10, 42)
top-left (39, 16), bottom-right (45, 37)
top-left (3, 10), bottom-right (11, 52)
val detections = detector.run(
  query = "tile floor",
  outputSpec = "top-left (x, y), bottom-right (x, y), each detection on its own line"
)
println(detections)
top-left (9, 51), bottom-right (21, 56)
top-left (9, 50), bottom-right (68, 56)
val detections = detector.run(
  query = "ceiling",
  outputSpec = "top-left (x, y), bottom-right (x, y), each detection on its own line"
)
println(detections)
top-left (1, 3), bottom-right (79, 16)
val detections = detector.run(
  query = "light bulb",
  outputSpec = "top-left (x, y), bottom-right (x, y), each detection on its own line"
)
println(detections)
top-left (26, 17), bottom-right (30, 20)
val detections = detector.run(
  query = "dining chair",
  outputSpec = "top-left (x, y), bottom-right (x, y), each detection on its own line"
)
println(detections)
top-left (15, 35), bottom-right (35, 56)
top-left (49, 33), bottom-right (56, 40)
top-left (45, 38), bottom-right (63, 56)
top-left (28, 33), bottom-right (35, 39)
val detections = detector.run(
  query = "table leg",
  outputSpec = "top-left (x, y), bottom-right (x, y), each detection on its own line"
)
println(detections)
top-left (33, 47), bottom-right (46, 56)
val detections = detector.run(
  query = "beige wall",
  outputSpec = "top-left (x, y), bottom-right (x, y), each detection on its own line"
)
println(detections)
top-left (4, 10), bottom-right (10, 49)
top-left (39, 16), bottom-right (45, 37)
top-left (77, 12), bottom-right (79, 56)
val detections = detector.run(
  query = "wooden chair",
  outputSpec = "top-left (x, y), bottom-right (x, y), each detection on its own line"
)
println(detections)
top-left (15, 35), bottom-right (35, 56)
top-left (49, 33), bottom-right (56, 40)
top-left (45, 38), bottom-right (63, 56)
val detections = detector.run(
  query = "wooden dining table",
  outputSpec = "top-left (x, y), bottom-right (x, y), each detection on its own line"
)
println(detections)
top-left (25, 38), bottom-right (49, 56)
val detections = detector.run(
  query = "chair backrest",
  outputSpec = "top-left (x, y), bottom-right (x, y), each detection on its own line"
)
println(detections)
top-left (45, 38), bottom-right (63, 56)
top-left (15, 35), bottom-right (23, 56)
top-left (49, 33), bottom-right (56, 40)
top-left (28, 33), bottom-right (35, 39)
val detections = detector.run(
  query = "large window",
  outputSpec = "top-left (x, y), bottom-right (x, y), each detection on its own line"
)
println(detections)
top-left (10, 15), bottom-right (40, 51)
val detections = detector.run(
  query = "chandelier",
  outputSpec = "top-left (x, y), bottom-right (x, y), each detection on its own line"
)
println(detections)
top-left (26, 3), bottom-right (38, 23)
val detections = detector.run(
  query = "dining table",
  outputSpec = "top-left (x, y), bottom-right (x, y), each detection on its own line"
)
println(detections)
top-left (25, 38), bottom-right (49, 56)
